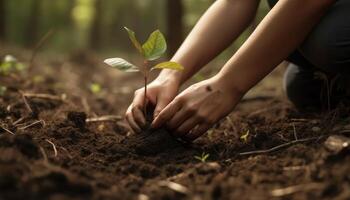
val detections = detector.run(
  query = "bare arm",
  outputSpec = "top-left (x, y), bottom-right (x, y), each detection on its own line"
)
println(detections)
top-left (217, 0), bottom-right (337, 94)
top-left (152, 0), bottom-right (337, 140)
top-left (158, 0), bottom-right (260, 85)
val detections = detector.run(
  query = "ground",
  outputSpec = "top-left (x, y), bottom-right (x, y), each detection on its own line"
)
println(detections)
top-left (0, 49), bottom-right (349, 200)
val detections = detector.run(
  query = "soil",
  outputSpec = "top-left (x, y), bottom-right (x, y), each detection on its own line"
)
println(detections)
top-left (0, 51), bottom-right (349, 200)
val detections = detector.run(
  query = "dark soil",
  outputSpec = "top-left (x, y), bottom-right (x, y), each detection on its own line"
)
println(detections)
top-left (0, 52), bottom-right (349, 200)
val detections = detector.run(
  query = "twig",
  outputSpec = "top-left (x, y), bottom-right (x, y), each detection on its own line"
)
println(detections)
top-left (21, 92), bottom-right (33, 113)
top-left (46, 139), bottom-right (58, 157)
top-left (270, 182), bottom-right (323, 197)
top-left (86, 115), bottom-right (122, 123)
top-left (0, 125), bottom-right (15, 135)
top-left (13, 117), bottom-right (25, 126)
top-left (158, 181), bottom-right (189, 194)
top-left (239, 137), bottom-right (319, 156)
top-left (292, 123), bottom-right (298, 140)
top-left (23, 93), bottom-right (66, 102)
top-left (18, 120), bottom-right (45, 130)
top-left (30, 29), bottom-right (55, 68)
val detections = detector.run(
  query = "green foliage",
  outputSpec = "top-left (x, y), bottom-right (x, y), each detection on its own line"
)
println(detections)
top-left (124, 27), bottom-right (143, 54)
top-left (152, 61), bottom-right (184, 71)
top-left (240, 130), bottom-right (250, 143)
top-left (0, 55), bottom-right (25, 75)
top-left (142, 30), bottom-right (167, 61)
top-left (90, 83), bottom-right (102, 94)
top-left (0, 86), bottom-right (7, 96)
top-left (104, 27), bottom-right (183, 73)
top-left (104, 57), bottom-right (139, 72)
top-left (194, 152), bottom-right (210, 163)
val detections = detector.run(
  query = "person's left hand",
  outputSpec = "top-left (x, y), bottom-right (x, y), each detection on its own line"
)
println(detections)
top-left (151, 76), bottom-right (243, 141)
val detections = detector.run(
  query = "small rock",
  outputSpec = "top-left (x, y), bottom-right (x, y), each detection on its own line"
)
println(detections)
top-left (324, 135), bottom-right (350, 154)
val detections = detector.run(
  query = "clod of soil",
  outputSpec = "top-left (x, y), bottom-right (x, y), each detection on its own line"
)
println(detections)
top-left (67, 111), bottom-right (87, 129)
top-left (124, 127), bottom-right (184, 156)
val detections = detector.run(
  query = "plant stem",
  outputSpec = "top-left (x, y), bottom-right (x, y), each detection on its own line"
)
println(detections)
top-left (143, 60), bottom-right (149, 118)
top-left (144, 75), bottom-right (148, 117)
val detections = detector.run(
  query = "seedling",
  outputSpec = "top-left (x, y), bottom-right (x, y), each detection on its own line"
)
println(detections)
top-left (0, 55), bottom-right (25, 75)
top-left (240, 130), bottom-right (250, 143)
top-left (194, 152), bottom-right (210, 163)
top-left (104, 27), bottom-right (184, 116)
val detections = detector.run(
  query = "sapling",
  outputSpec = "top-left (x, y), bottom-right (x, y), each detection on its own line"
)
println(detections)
top-left (104, 27), bottom-right (184, 117)
top-left (194, 152), bottom-right (210, 163)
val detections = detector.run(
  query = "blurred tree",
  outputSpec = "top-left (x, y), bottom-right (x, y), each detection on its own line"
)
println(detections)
top-left (166, 0), bottom-right (184, 57)
top-left (0, 0), bottom-right (6, 40)
top-left (90, 0), bottom-right (103, 49)
top-left (26, 0), bottom-right (42, 47)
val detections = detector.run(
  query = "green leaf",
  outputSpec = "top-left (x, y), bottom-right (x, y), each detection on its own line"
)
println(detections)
top-left (104, 58), bottom-right (139, 72)
top-left (142, 30), bottom-right (167, 61)
top-left (152, 61), bottom-right (184, 71)
top-left (124, 27), bottom-right (143, 55)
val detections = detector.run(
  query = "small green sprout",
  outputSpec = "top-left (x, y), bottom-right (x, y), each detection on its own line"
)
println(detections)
top-left (104, 27), bottom-right (184, 116)
top-left (0, 86), bottom-right (6, 96)
top-left (90, 83), bottom-right (102, 94)
top-left (240, 130), bottom-right (250, 143)
top-left (0, 55), bottom-right (25, 75)
top-left (194, 152), bottom-right (210, 163)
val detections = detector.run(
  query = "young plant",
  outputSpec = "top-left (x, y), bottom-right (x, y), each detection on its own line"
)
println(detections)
top-left (240, 130), bottom-right (250, 143)
top-left (104, 27), bottom-right (184, 116)
top-left (194, 152), bottom-right (210, 163)
top-left (0, 55), bottom-right (25, 75)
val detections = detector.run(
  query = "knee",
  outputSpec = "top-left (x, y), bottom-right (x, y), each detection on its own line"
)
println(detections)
top-left (283, 63), bottom-right (324, 111)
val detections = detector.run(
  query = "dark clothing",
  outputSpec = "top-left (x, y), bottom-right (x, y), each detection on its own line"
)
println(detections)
top-left (268, 0), bottom-right (350, 111)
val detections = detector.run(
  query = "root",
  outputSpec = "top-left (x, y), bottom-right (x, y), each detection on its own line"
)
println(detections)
top-left (45, 139), bottom-right (58, 157)
top-left (239, 137), bottom-right (320, 156)
top-left (86, 115), bottom-right (122, 123)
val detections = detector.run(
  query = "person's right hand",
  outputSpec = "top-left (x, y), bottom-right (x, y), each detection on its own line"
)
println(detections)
top-left (125, 77), bottom-right (180, 133)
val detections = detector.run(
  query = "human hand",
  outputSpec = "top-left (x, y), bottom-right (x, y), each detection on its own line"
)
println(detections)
top-left (151, 76), bottom-right (243, 141)
top-left (125, 77), bottom-right (180, 133)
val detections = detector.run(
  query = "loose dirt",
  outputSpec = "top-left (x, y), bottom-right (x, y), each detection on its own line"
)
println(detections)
top-left (0, 51), bottom-right (349, 200)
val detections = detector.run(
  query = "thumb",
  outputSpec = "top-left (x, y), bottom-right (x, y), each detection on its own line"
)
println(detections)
top-left (153, 94), bottom-right (173, 119)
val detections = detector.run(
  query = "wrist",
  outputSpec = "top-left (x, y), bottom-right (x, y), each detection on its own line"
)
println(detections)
top-left (213, 73), bottom-right (246, 98)
top-left (156, 69), bottom-right (183, 87)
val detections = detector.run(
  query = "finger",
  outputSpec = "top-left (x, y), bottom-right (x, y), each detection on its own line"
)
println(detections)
top-left (126, 106), bottom-right (141, 133)
top-left (151, 99), bottom-right (182, 129)
top-left (154, 94), bottom-right (173, 119)
top-left (167, 107), bottom-right (193, 130)
top-left (173, 116), bottom-right (201, 137)
top-left (132, 106), bottom-right (146, 127)
top-left (184, 123), bottom-right (212, 141)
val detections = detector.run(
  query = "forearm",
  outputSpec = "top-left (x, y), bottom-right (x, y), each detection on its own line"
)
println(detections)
top-left (217, 0), bottom-right (336, 94)
top-left (158, 0), bottom-right (260, 85)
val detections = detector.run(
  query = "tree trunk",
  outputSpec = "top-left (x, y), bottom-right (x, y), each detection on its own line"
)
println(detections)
top-left (26, 0), bottom-right (41, 47)
top-left (89, 0), bottom-right (103, 49)
top-left (0, 0), bottom-right (5, 41)
top-left (166, 0), bottom-right (184, 58)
